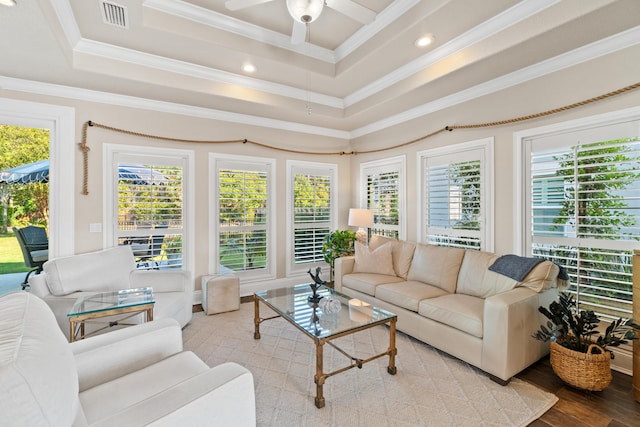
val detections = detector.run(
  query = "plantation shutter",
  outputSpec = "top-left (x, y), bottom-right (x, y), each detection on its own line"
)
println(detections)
top-left (115, 156), bottom-right (184, 270)
top-left (526, 119), bottom-right (640, 320)
top-left (364, 163), bottom-right (401, 239)
top-left (292, 165), bottom-right (332, 265)
top-left (423, 150), bottom-right (483, 250)
top-left (217, 160), bottom-right (270, 274)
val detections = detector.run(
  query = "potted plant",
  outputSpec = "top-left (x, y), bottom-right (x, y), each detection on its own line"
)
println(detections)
top-left (321, 229), bottom-right (356, 282)
top-left (533, 292), bottom-right (637, 391)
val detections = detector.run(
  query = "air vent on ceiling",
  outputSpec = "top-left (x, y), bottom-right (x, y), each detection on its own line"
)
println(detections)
top-left (100, 0), bottom-right (128, 29)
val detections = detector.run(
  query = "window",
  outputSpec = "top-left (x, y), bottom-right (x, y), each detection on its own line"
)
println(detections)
top-left (520, 110), bottom-right (640, 320)
top-left (286, 161), bottom-right (336, 275)
top-left (105, 147), bottom-right (189, 271)
top-left (360, 156), bottom-right (405, 239)
top-left (418, 138), bottom-right (494, 251)
top-left (212, 155), bottom-right (275, 279)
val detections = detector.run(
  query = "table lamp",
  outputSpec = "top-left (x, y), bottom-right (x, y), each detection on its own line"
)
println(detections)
top-left (348, 208), bottom-right (374, 245)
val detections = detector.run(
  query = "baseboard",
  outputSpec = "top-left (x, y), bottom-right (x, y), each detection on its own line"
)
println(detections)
top-left (611, 344), bottom-right (633, 376)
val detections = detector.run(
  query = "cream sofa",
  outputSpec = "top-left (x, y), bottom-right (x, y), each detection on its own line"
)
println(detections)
top-left (334, 235), bottom-right (561, 383)
top-left (29, 245), bottom-right (193, 340)
top-left (0, 292), bottom-right (256, 426)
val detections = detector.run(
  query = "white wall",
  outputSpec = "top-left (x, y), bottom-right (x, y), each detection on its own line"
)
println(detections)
top-left (1, 42), bottom-right (639, 294)
top-left (349, 44), bottom-right (640, 255)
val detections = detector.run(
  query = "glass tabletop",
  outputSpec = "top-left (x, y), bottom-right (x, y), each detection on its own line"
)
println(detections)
top-left (68, 287), bottom-right (155, 317)
top-left (255, 284), bottom-right (396, 338)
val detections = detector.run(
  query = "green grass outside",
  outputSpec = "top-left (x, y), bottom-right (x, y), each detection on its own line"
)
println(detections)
top-left (0, 233), bottom-right (29, 275)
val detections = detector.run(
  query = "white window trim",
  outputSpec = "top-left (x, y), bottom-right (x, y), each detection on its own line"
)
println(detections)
top-left (209, 153), bottom-right (276, 282)
top-left (513, 106), bottom-right (640, 254)
top-left (103, 144), bottom-right (195, 275)
top-left (0, 98), bottom-right (75, 258)
top-left (417, 138), bottom-right (494, 252)
top-left (359, 155), bottom-right (406, 240)
top-left (514, 106), bottom-right (640, 375)
top-left (285, 160), bottom-right (338, 277)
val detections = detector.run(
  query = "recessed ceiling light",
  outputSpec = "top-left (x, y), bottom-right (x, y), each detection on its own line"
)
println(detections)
top-left (0, 0), bottom-right (17, 6)
top-left (414, 34), bottom-right (434, 48)
top-left (242, 63), bottom-right (256, 73)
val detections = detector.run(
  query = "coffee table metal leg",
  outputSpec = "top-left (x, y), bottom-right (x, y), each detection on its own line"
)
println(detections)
top-left (387, 317), bottom-right (397, 375)
top-left (314, 341), bottom-right (325, 408)
top-left (253, 295), bottom-right (261, 339)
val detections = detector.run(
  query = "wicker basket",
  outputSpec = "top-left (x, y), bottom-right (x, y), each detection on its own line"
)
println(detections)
top-left (549, 341), bottom-right (612, 391)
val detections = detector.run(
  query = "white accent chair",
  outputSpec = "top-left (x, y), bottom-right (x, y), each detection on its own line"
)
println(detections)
top-left (29, 245), bottom-right (193, 340)
top-left (0, 292), bottom-right (256, 426)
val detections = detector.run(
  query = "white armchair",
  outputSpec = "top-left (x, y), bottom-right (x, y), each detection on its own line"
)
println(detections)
top-left (0, 292), bottom-right (256, 426)
top-left (29, 245), bottom-right (193, 340)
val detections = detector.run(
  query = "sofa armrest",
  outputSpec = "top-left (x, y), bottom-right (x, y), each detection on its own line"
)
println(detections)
top-left (72, 318), bottom-right (183, 391)
top-left (130, 270), bottom-right (191, 293)
top-left (334, 256), bottom-right (355, 292)
top-left (28, 273), bottom-right (52, 297)
top-left (89, 362), bottom-right (256, 427)
top-left (482, 286), bottom-right (558, 381)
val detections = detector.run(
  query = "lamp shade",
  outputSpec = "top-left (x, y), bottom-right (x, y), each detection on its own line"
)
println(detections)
top-left (286, 0), bottom-right (324, 23)
top-left (348, 209), bottom-right (374, 228)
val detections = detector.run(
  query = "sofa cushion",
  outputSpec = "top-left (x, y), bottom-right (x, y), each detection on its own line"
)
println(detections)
top-left (457, 251), bottom-right (519, 298)
top-left (342, 273), bottom-right (405, 296)
top-left (44, 246), bottom-right (136, 296)
top-left (375, 281), bottom-right (448, 312)
top-left (0, 293), bottom-right (79, 427)
top-left (407, 243), bottom-right (465, 293)
top-left (353, 241), bottom-right (395, 276)
top-left (418, 294), bottom-right (484, 338)
top-left (369, 235), bottom-right (416, 279)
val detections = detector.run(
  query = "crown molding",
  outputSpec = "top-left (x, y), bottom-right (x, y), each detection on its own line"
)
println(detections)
top-left (144, 0), bottom-right (335, 63)
top-left (350, 25), bottom-right (640, 138)
top-left (74, 38), bottom-right (345, 109)
top-left (50, 0), bottom-right (81, 47)
top-left (3, 26), bottom-right (638, 140)
top-left (0, 75), bottom-right (350, 140)
top-left (333, 0), bottom-right (420, 62)
top-left (50, 0), bottom-right (558, 113)
top-left (345, 0), bottom-right (559, 107)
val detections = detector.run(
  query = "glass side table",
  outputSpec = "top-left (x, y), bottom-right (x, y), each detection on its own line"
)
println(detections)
top-left (67, 287), bottom-right (155, 342)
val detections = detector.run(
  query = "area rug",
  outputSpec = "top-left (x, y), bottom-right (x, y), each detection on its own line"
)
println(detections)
top-left (183, 303), bottom-right (557, 426)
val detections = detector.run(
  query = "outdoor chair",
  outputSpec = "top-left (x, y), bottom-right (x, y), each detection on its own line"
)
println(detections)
top-left (132, 234), bottom-right (165, 269)
top-left (12, 225), bottom-right (48, 289)
top-left (128, 224), bottom-right (168, 269)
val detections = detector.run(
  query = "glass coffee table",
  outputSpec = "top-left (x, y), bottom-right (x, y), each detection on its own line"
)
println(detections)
top-left (254, 284), bottom-right (397, 408)
top-left (67, 287), bottom-right (155, 342)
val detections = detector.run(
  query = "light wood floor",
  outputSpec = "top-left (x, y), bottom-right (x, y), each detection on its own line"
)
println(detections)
top-left (518, 357), bottom-right (639, 427)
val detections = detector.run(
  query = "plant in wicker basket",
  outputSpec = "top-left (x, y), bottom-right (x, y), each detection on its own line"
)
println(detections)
top-left (533, 292), bottom-right (637, 391)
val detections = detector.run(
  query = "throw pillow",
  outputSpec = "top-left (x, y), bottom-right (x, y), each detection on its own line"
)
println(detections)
top-left (352, 241), bottom-right (395, 276)
top-left (369, 235), bottom-right (416, 279)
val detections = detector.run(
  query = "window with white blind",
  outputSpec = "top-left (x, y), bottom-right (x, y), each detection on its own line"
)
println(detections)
top-left (360, 156), bottom-right (405, 239)
top-left (523, 114), bottom-right (640, 321)
top-left (106, 148), bottom-right (188, 271)
top-left (212, 155), bottom-right (274, 279)
top-left (286, 161), bottom-right (336, 275)
top-left (418, 138), bottom-right (493, 251)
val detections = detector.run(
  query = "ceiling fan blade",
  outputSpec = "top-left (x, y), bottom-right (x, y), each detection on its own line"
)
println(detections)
top-left (291, 21), bottom-right (306, 45)
top-left (325, 0), bottom-right (376, 24)
top-left (225, 0), bottom-right (273, 11)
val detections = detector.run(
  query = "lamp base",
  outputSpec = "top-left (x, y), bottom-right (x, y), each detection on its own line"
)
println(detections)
top-left (355, 228), bottom-right (368, 245)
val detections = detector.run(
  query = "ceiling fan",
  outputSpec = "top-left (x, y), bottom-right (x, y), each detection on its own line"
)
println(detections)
top-left (225, 0), bottom-right (377, 44)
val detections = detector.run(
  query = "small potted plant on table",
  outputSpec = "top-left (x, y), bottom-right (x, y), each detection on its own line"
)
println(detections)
top-left (533, 292), bottom-right (637, 391)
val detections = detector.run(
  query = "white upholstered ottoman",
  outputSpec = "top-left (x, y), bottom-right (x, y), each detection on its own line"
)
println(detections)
top-left (201, 274), bottom-right (240, 315)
